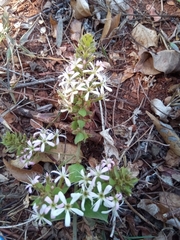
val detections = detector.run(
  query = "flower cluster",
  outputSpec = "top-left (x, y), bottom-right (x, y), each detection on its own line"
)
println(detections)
top-left (18, 128), bottom-right (66, 168)
top-left (57, 58), bottom-right (112, 113)
top-left (27, 158), bottom-right (125, 237)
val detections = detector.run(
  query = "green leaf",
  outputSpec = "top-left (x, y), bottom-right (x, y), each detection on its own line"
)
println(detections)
top-left (68, 163), bottom-right (85, 183)
top-left (78, 108), bottom-right (87, 117)
top-left (74, 132), bottom-right (85, 144)
top-left (84, 200), bottom-right (108, 222)
top-left (77, 120), bottom-right (85, 129)
top-left (71, 120), bottom-right (78, 130)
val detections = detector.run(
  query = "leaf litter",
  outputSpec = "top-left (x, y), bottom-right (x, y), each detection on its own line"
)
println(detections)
top-left (1, 0), bottom-right (180, 239)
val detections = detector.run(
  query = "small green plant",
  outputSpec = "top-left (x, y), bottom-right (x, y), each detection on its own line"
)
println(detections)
top-left (26, 159), bottom-right (138, 238)
top-left (1, 131), bottom-right (27, 156)
top-left (57, 33), bottom-right (112, 144)
top-left (1, 129), bottom-right (65, 168)
top-left (0, 8), bottom-right (10, 43)
top-left (2, 34), bottom-right (139, 239)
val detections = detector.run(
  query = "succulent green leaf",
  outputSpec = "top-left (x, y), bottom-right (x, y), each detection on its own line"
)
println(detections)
top-left (78, 108), bottom-right (87, 117)
top-left (68, 163), bottom-right (85, 183)
top-left (74, 132), bottom-right (85, 144)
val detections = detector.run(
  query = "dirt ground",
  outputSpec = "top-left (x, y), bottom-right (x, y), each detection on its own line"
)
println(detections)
top-left (1, 0), bottom-right (180, 239)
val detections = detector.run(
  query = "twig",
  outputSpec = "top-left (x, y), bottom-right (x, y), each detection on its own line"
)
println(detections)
top-left (112, 77), bottom-right (122, 128)
top-left (124, 198), bottom-right (158, 230)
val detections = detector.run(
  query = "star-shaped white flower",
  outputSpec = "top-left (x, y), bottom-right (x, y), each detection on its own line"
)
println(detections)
top-left (31, 203), bottom-right (52, 226)
top-left (33, 132), bottom-right (55, 152)
top-left (44, 195), bottom-right (64, 219)
top-left (51, 166), bottom-right (71, 187)
top-left (91, 181), bottom-right (114, 212)
top-left (53, 191), bottom-right (84, 227)
top-left (25, 175), bottom-right (40, 194)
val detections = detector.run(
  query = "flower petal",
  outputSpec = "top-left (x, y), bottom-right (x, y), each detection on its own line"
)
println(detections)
top-left (58, 191), bottom-right (67, 205)
top-left (71, 208), bottom-right (84, 216)
top-left (65, 210), bottom-right (71, 227)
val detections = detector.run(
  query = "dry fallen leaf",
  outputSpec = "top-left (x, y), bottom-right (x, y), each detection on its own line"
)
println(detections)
top-left (165, 149), bottom-right (180, 167)
top-left (3, 159), bottom-right (43, 183)
top-left (121, 67), bottom-right (134, 83)
top-left (71, 0), bottom-right (91, 19)
top-left (132, 22), bottom-right (158, 53)
top-left (100, 11), bottom-right (121, 45)
top-left (100, 8), bottom-right (112, 43)
top-left (127, 160), bottom-right (143, 177)
top-left (137, 198), bottom-right (169, 222)
top-left (146, 111), bottom-right (180, 156)
top-left (159, 192), bottom-right (180, 209)
top-left (151, 98), bottom-right (172, 121)
top-left (146, 4), bottom-right (161, 22)
top-left (100, 128), bottom-right (120, 160)
top-left (70, 19), bottom-right (82, 42)
top-left (135, 50), bottom-right (180, 75)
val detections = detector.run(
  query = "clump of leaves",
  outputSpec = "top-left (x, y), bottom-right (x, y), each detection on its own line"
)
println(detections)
top-left (0, 9), bottom-right (10, 43)
top-left (109, 166), bottom-right (138, 196)
top-left (75, 33), bottom-right (96, 63)
top-left (1, 131), bottom-right (27, 156)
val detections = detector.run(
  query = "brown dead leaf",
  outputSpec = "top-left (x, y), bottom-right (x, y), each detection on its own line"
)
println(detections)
top-left (30, 119), bottom-right (43, 129)
top-left (70, 19), bottom-right (82, 42)
top-left (0, 114), bottom-right (12, 131)
top-left (135, 50), bottom-right (180, 75)
top-left (137, 198), bottom-right (169, 222)
top-left (71, 0), bottom-right (91, 19)
top-left (132, 23), bottom-right (158, 53)
top-left (167, 0), bottom-right (175, 5)
top-left (100, 8), bottom-right (112, 43)
top-left (3, 159), bottom-right (43, 183)
top-left (146, 111), bottom-right (180, 156)
top-left (49, 142), bottom-right (83, 164)
top-left (121, 67), bottom-right (134, 83)
top-left (146, 5), bottom-right (161, 22)
top-left (88, 156), bottom-right (98, 168)
top-left (109, 14), bottom-right (121, 33)
top-left (100, 12), bottom-right (121, 45)
top-left (134, 51), bottom-right (161, 75)
top-left (127, 160), bottom-right (143, 177)
top-left (3, 112), bottom-right (15, 124)
top-left (165, 149), bottom-right (180, 167)
top-left (159, 192), bottom-right (180, 210)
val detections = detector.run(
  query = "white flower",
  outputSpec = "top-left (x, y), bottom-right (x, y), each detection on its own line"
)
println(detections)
top-left (79, 184), bottom-right (95, 211)
top-left (101, 158), bottom-right (115, 170)
top-left (44, 195), bottom-right (64, 219)
top-left (25, 175), bottom-right (40, 193)
top-left (64, 81), bottom-right (86, 103)
top-left (102, 193), bottom-right (124, 238)
top-left (51, 166), bottom-right (71, 187)
top-left (53, 191), bottom-right (84, 227)
top-left (53, 129), bottom-right (66, 146)
top-left (91, 181), bottom-right (114, 212)
top-left (78, 169), bottom-right (91, 187)
top-left (83, 62), bottom-right (103, 77)
top-left (87, 164), bottom-right (109, 187)
top-left (31, 203), bottom-right (52, 226)
top-left (59, 71), bottom-right (80, 90)
top-left (25, 140), bottom-right (40, 155)
top-left (68, 58), bottom-right (83, 71)
top-left (83, 80), bottom-right (100, 101)
top-left (33, 132), bottom-right (55, 152)
top-left (19, 153), bottom-right (35, 168)
top-left (33, 128), bottom-right (53, 138)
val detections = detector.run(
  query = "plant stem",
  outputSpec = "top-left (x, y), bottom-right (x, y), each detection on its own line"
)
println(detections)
top-left (75, 142), bottom-right (81, 161)
top-left (72, 213), bottom-right (77, 240)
